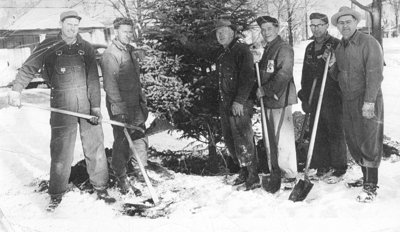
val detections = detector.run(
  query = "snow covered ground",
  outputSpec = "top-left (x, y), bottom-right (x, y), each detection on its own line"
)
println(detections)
top-left (1, 38), bottom-right (400, 232)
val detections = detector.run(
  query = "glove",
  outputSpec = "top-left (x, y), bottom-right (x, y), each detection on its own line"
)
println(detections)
top-left (362, 102), bottom-right (375, 119)
top-left (302, 101), bottom-right (311, 114)
top-left (256, 87), bottom-right (278, 100)
top-left (114, 114), bottom-right (128, 123)
top-left (322, 49), bottom-right (336, 67)
top-left (231, 102), bottom-right (244, 117)
top-left (89, 107), bottom-right (102, 125)
top-left (8, 90), bottom-right (21, 108)
top-left (129, 123), bottom-right (146, 141)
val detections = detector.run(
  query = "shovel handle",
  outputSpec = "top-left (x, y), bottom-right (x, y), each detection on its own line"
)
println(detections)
top-left (22, 103), bottom-right (145, 133)
top-left (123, 128), bottom-right (159, 205)
top-left (304, 53), bottom-right (331, 174)
top-left (298, 78), bottom-right (317, 143)
top-left (255, 62), bottom-right (273, 172)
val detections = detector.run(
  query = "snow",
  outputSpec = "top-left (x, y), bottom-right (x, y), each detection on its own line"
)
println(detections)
top-left (1, 38), bottom-right (400, 232)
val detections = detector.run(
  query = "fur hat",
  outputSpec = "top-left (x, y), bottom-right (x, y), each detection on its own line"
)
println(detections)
top-left (331, 6), bottom-right (361, 26)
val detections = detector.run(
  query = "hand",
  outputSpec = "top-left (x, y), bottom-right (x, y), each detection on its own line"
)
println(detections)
top-left (256, 87), bottom-right (278, 100)
top-left (89, 107), bottom-right (102, 125)
top-left (250, 43), bottom-right (264, 63)
top-left (256, 87), bottom-right (265, 99)
top-left (231, 102), bottom-right (244, 116)
top-left (362, 102), bottom-right (375, 119)
top-left (114, 114), bottom-right (128, 123)
top-left (322, 49), bottom-right (335, 67)
top-left (8, 90), bottom-right (21, 108)
top-left (302, 101), bottom-right (311, 113)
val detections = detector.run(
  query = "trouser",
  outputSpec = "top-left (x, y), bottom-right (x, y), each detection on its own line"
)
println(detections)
top-left (220, 101), bottom-right (255, 167)
top-left (310, 102), bottom-right (347, 171)
top-left (343, 94), bottom-right (384, 168)
top-left (108, 104), bottom-right (148, 179)
top-left (266, 106), bottom-right (297, 179)
top-left (49, 120), bottom-right (109, 197)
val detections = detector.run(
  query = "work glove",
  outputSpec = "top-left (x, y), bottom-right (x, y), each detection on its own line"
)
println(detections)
top-left (89, 107), bottom-right (102, 125)
top-left (8, 90), bottom-right (21, 108)
top-left (322, 48), bottom-right (336, 67)
top-left (231, 102), bottom-right (244, 117)
top-left (114, 114), bottom-right (128, 123)
top-left (362, 102), bottom-right (375, 119)
top-left (301, 101), bottom-right (311, 114)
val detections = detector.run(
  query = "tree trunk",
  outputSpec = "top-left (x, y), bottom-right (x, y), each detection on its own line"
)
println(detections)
top-left (371, 0), bottom-right (383, 46)
top-left (287, 9), bottom-right (294, 46)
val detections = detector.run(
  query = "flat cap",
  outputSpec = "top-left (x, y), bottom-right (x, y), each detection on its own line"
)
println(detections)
top-left (256, 16), bottom-right (279, 27)
top-left (60, 10), bottom-right (82, 22)
top-left (310, 12), bottom-right (329, 24)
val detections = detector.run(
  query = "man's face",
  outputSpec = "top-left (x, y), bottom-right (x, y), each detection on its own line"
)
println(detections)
top-left (216, 26), bottom-right (234, 47)
top-left (310, 19), bottom-right (328, 39)
top-left (260, 22), bottom-right (279, 42)
top-left (116, 24), bottom-right (134, 45)
top-left (60, 17), bottom-right (80, 40)
top-left (337, 15), bottom-right (358, 39)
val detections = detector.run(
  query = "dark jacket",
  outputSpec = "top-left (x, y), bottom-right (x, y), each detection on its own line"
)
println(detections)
top-left (258, 36), bottom-right (297, 109)
top-left (299, 33), bottom-right (341, 108)
top-left (333, 30), bottom-right (384, 102)
top-left (12, 34), bottom-right (101, 108)
top-left (101, 39), bottom-right (143, 116)
top-left (185, 38), bottom-right (255, 107)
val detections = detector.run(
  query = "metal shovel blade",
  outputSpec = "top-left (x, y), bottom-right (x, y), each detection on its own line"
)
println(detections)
top-left (288, 178), bottom-right (314, 202)
top-left (259, 173), bottom-right (281, 193)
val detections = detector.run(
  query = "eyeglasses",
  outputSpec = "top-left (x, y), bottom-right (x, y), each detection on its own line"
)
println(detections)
top-left (309, 24), bottom-right (327, 29)
top-left (337, 20), bottom-right (355, 26)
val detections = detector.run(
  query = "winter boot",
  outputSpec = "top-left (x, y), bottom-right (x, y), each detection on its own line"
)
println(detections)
top-left (356, 184), bottom-right (378, 203)
top-left (245, 164), bottom-right (260, 190)
top-left (46, 195), bottom-right (62, 212)
top-left (345, 177), bottom-right (363, 188)
top-left (232, 167), bottom-right (248, 186)
top-left (324, 167), bottom-right (347, 184)
top-left (118, 176), bottom-right (142, 196)
top-left (96, 189), bottom-right (116, 204)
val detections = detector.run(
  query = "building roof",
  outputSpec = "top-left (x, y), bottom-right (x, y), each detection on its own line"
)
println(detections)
top-left (6, 7), bottom-right (105, 31)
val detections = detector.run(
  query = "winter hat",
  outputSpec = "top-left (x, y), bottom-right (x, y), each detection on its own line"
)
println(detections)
top-left (214, 19), bottom-right (238, 31)
top-left (331, 6), bottom-right (361, 26)
top-left (310, 12), bottom-right (329, 24)
top-left (60, 10), bottom-right (81, 22)
top-left (256, 16), bottom-right (279, 27)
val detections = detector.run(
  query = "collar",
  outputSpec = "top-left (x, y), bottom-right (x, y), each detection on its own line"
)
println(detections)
top-left (313, 32), bottom-right (330, 44)
top-left (57, 33), bottom-right (83, 45)
top-left (112, 38), bottom-right (132, 51)
top-left (264, 35), bottom-right (282, 48)
top-left (341, 30), bottom-right (359, 46)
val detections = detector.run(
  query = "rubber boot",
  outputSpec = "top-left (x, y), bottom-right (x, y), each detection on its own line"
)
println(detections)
top-left (357, 167), bottom-right (378, 203)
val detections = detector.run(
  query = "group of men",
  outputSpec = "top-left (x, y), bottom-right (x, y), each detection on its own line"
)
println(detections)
top-left (180, 6), bottom-right (384, 203)
top-left (8, 11), bottom-right (147, 211)
top-left (7, 4), bottom-right (384, 212)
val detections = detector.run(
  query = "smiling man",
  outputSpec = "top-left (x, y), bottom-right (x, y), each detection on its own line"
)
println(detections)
top-left (297, 13), bottom-right (347, 183)
top-left (331, 6), bottom-right (384, 203)
top-left (8, 10), bottom-right (115, 211)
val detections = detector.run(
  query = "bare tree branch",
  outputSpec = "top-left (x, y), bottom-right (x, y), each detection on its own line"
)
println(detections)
top-left (351, 0), bottom-right (372, 13)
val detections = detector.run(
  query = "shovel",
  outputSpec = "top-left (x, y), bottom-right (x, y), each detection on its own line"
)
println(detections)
top-left (289, 52), bottom-right (331, 202)
top-left (255, 62), bottom-right (281, 193)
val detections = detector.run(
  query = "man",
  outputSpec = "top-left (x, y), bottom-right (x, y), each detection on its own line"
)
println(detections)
top-left (331, 6), bottom-right (384, 202)
top-left (255, 16), bottom-right (298, 188)
top-left (101, 18), bottom-right (148, 195)
top-left (8, 10), bottom-right (115, 211)
top-left (298, 13), bottom-right (347, 183)
top-left (179, 19), bottom-right (258, 190)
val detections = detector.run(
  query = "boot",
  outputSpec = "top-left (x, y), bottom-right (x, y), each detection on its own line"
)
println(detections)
top-left (232, 167), bottom-right (248, 186)
top-left (118, 176), bottom-right (142, 196)
top-left (245, 164), bottom-right (260, 190)
top-left (46, 195), bottom-right (62, 212)
top-left (96, 189), bottom-right (116, 204)
top-left (356, 183), bottom-right (378, 203)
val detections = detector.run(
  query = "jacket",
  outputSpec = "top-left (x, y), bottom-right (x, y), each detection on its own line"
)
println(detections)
top-left (333, 30), bottom-right (384, 102)
top-left (12, 34), bottom-right (101, 108)
top-left (299, 33), bottom-right (341, 108)
top-left (259, 36), bottom-right (297, 109)
top-left (101, 39), bottom-right (143, 116)
top-left (185, 38), bottom-right (255, 107)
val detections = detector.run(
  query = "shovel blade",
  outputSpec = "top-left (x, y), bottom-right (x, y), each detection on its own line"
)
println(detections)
top-left (288, 178), bottom-right (314, 202)
top-left (259, 173), bottom-right (281, 193)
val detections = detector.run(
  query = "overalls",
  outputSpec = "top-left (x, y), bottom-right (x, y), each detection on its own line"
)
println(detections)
top-left (48, 48), bottom-right (108, 197)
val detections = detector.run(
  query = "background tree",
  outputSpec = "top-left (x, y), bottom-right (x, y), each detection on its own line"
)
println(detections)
top-left (351, 0), bottom-right (384, 46)
top-left (389, 0), bottom-right (400, 36)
